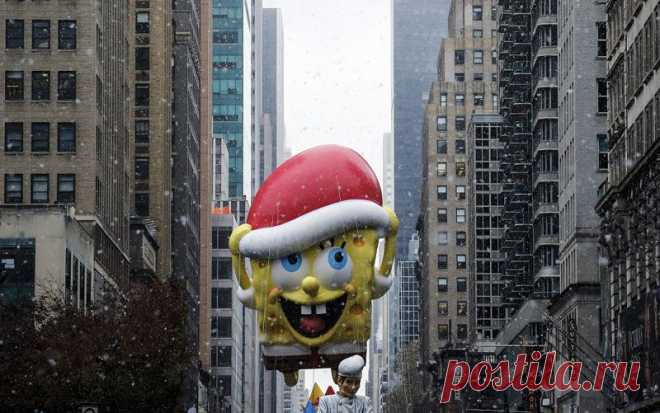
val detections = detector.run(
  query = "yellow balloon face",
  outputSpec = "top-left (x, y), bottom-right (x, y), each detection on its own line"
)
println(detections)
top-left (248, 229), bottom-right (380, 348)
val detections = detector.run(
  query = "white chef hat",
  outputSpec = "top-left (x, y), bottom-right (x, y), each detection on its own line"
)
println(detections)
top-left (338, 355), bottom-right (365, 379)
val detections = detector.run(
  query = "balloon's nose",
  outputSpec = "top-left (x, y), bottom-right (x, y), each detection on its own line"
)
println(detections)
top-left (302, 276), bottom-right (320, 297)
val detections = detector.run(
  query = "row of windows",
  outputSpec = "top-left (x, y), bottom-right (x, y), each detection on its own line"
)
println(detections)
top-left (211, 287), bottom-right (232, 309)
top-left (454, 49), bottom-right (497, 65)
top-left (211, 257), bottom-right (232, 280)
top-left (3, 173), bottom-right (75, 204)
top-left (437, 276), bottom-right (467, 292)
top-left (212, 228), bottom-right (232, 250)
top-left (437, 161), bottom-right (466, 177)
top-left (5, 19), bottom-right (76, 50)
top-left (437, 254), bottom-right (467, 270)
top-left (438, 300), bottom-right (468, 316)
top-left (436, 230), bottom-right (467, 247)
top-left (4, 122), bottom-right (76, 153)
top-left (436, 184), bottom-right (466, 200)
top-left (211, 316), bottom-right (232, 338)
top-left (437, 207), bottom-right (466, 224)
top-left (210, 345), bottom-right (231, 368)
top-left (438, 93), bottom-right (495, 109)
top-left (64, 248), bottom-right (93, 311)
top-left (438, 323), bottom-right (468, 341)
top-left (436, 138), bottom-right (465, 154)
top-left (625, 5), bottom-right (660, 102)
top-left (454, 72), bottom-right (497, 82)
top-left (4, 70), bottom-right (76, 101)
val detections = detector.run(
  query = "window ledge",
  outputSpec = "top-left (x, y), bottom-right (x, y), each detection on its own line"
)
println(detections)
top-left (4, 152), bottom-right (25, 156)
top-left (595, 112), bottom-right (607, 116)
top-left (31, 152), bottom-right (50, 156)
top-left (55, 152), bottom-right (76, 155)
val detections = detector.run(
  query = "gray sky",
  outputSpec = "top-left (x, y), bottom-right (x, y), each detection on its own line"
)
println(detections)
top-left (262, 0), bottom-right (392, 396)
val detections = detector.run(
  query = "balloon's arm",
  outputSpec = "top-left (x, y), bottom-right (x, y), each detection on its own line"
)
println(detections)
top-left (373, 207), bottom-right (399, 298)
top-left (229, 224), bottom-right (256, 308)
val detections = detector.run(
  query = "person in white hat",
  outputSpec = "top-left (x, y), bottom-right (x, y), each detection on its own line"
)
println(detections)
top-left (319, 355), bottom-right (373, 413)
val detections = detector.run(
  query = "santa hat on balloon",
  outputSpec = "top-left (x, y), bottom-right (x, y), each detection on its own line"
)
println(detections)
top-left (238, 145), bottom-right (393, 259)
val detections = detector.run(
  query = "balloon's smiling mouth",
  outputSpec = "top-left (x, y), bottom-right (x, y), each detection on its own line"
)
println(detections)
top-left (279, 294), bottom-right (347, 338)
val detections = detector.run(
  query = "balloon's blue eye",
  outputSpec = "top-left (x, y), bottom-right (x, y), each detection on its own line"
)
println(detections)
top-left (281, 254), bottom-right (303, 272)
top-left (327, 247), bottom-right (347, 270)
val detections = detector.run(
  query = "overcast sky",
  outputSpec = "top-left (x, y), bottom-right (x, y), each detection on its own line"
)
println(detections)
top-left (262, 0), bottom-right (392, 396)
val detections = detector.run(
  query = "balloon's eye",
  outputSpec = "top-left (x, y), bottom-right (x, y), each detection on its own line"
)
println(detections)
top-left (281, 254), bottom-right (303, 272)
top-left (328, 248), bottom-right (348, 270)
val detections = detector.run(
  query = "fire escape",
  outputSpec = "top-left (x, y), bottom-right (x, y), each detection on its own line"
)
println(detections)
top-left (498, 0), bottom-right (534, 313)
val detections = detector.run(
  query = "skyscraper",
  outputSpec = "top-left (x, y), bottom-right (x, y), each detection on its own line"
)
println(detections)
top-left (1, 0), bottom-right (131, 302)
top-left (392, 0), bottom-right (450, 258)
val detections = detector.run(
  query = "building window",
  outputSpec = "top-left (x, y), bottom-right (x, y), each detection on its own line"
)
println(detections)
top-left (5, 174), bottom-right (23, 203)
top-left (212, 257), bottom-right (232, 280)
top-left (31, 174), bottom-right (49, 203)
top-left (456, 231), bottom-right (467, 247)
top-left (455, 72), bottom-right (465, 82)
top-left (457, 254), bottom-right (467, 269)
top-left (135, 193), bottom-right (149, 216)
top-left (456, 208), bottom-right (466, 223)
top-left (491, 5), bottom-right (497, 20)
top-left (437, 255), bottom-right (448, 270)
top-left (31, 71), bottom-right (50, 101)
top-left (212, 287), bottom-right (232, 309)
top-left (437, 277), bottom-right (448, 292)
top-left (58, 20), bottom-right (76, 49)
top-left (473, 29), bottom-right (483, 38)
top-left (474, 94), bottom-right (484, 106)
top-left (457, 277), bottom-right (467, 292)
top-left (57, 174), bottom-right (75, 203)
top-left (57, 122), bottom-right (76, 152)
top-left (491, 73), bottom-right (497, 82)
top-left (136, 12), bottom-right (150, 33)
top-left (210, 345), bottom-right (231, 367)
top-left (474, 72), bottom-right (483, 81)
top-left (492, 94), bottom-right (499, 109)
top-left (456, 161), bottom-right (466, 176)
top-left (135, 47), bottom-right (149, 70)
top-left (598, 134), bottom-right (608, 170)
top-left (437, 185), bottom-right (448, 200)
top-left (31, 122), bottom-right (49, 152)
top-left (456, 93), bottom-right (465, 106)
top-left (438, 231), bottom-right (448, 245)
top-left (437, 139), bottom-right (447, 154)
top-left (473, 5), bottom-right (483, 20)
top-left (492, 50), bottom-right (497, 64)
top-left (135, 157), bottom-right (149, 180)
top-left (437, 208), bottom-right (448, 223)
top-left (212, 316), bottom-right (232, 338)
top-left (57, 71), bottom-right (76, 100)
top-left (438, 324), bottom-right (449, 341)
top-left (5, 19), bottom-right (24, 49)
top-left (455, 50), bottom-right (465, 65)
top-left (214, 31), bottom-right (239, 43)
top-left (438, 301), bottom-right (448, 316)
top-left (135, 84), bottom-right (149, 106)
top-left (440, 93), bottom-right (447, 108)
top-left (5, 71), bottom-right (24, 100)
top-left (457, 301), bottom-right (468, 316)
top-left (135, 120), bottom-right (149, 143)
top-left (5, 122), bottom-right (23, 152)
top-left (212, 228), bottom-right (232, 249)
top-left (437, 161), bottom-right (447, 176)
top-left (456, 185), bottom-right (466, 200)
top-left (597, 22), bottom-right (606, 58)
top-left (597, 78), bottom-right (607, 113)
top-left (455, 116), bottom-right (465, 131)
top-left (457, 324), bottom-right (468, 339)
top-left (32, 20), bottom-right (50, 49)
top-left (436, 116), bottom-right (447, 131)
top-left (456, 140), bottom-right (466, 154)
top-left (474, 49), bottom-right (483, 64)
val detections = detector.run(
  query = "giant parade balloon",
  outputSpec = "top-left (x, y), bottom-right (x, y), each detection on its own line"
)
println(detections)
top-left (229, 145), bottom-right (399, 385)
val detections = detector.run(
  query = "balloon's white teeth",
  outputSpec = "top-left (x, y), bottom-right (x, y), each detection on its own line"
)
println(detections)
top-left (301, 305), bottom-right (312, 315)
top-left (317, 304), bottom-right (327, 315)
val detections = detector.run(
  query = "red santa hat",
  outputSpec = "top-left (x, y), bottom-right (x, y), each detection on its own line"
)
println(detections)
top-left (239, 145), bottom-right (392, 259)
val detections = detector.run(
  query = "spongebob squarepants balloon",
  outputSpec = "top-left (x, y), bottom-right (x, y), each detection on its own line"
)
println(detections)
top-left (229, 145), bottom-right (398, 385)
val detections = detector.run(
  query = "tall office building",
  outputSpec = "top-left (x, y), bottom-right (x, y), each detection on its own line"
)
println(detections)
top-left (419, 0), bottom-right (499, 362)
top-left (598, 0), bottom-right (660, 410)
top-left (211, 0), bottom-right (252, 200)
top-left (392, 0), bottom-right (449, 258)
top-left (1, 0), bottom-right (131, 302)
top-left (261, 8), bottom-right (285, 180)
top-left (129, 0), bottom-right (173, 277)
